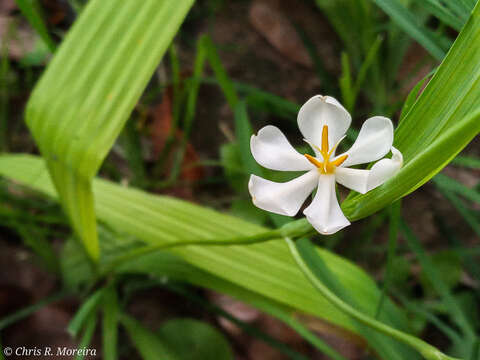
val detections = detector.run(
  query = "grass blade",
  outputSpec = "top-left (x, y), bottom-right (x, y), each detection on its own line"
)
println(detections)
top-left (102, 285), bottom-right (119, 360)
top-left (400, 221), bottom-right (475, 340)
top-left (75, 315), bottom-right (97, 360)
top-left (451, 156), bottom-right (480, 169)
top-left (375, 200), bottom-right (401, 318)
top-left (0, 291), bottom-right (67, 331)
top-left (370, 0), bottom-right (449, 60)
top-left (14, 0), bottom-right (56, 51)
top-left (68, 288), bottom-right (105, 337)
top-left (434, 174), bottom-right (480, 204)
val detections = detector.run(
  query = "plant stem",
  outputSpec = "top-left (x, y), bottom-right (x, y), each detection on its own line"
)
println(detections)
top-left (285, 237), bottom-right (461, 360)
top-left (101, 218), bottom-right (315, 276)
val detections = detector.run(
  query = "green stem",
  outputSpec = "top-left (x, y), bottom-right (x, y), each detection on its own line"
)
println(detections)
top-left (285, 237), bottom-right (461, 360)
top-left (101, 218), bottom-right (314, 276)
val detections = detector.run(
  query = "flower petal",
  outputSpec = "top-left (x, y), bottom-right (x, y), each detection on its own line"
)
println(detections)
top-left (341, 116), bottom-right (394, 167)
top-left (251, 125), bottom-right (314, 171)
top-left (249, 170), bottom-right (318, 216)
top-left (334, 167), bottom-right (370, 194)
top-left (303, 174), bottom-right (350, 235)
top-left (297, 95), bottom-right (351, 149)
top-left (367, 147), bottom-right (403, 191)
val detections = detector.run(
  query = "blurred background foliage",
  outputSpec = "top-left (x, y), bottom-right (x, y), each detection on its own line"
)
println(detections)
top-left (0, 0), bottom-right (479, 359)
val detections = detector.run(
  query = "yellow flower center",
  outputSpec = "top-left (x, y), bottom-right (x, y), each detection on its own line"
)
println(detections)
top-left (304, 125), bottom-right (348, 174)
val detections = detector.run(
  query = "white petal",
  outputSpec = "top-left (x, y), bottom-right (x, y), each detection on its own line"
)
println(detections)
top-left (334, 167), bottom-right (370, 194)
top-left (297, 95), bottom-right (351, 149)
top-left (367, 147), bottom-right (403, 191)
top-left (303, 175), bottom-right (350, 235)
top-left (251, 125), bottom-right (314, 171)
top-left (341, 116), bottom-right (394, 167)
top-left (249, 170), bottom-right (318, 216)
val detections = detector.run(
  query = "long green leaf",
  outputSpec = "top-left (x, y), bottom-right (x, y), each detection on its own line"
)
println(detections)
top-left (75, 314), bottom-right (97, 360)
top-left (25, 0), bottom-right (194, 260)
top-left (370, 0), bottom-right (449, 60)
top-left (102, 285), bottom-right (118, 360)
top-left (401, 221), bottom-right (475, 341)
top-left (343, 108), bottom-right (480, 220)
top-left (0, 154), bottom-right (417, 359)
top-left (416, 0), bottom-right (465, 31)
top-left (375, 201), bottom-right (401, 318)
top-left (434, 174), bottom-right (480, 204)
top-left (342, 3), bottom-right (480, 219)
top-left (14, 0), bottom-right (56, 51)
top-left (68, 288), bottom-right (105, 337)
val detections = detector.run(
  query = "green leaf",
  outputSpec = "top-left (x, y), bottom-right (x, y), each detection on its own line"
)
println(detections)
top-left (68, 288), bottom-right (105, 337)
top-left (24, 0), bottom-right (194, 260)
top-left (0, 291), bottom-right (67, 331)
top-left (285, 238), bottom-right (455, 360)
top-left (102, 286), bottom-right (119, 360)
top-left (14, 0), bottom-right (56, 51)
top-left (375, 201), bottom-right (401, 318)
top-left (419, 251), bottom-right (462, 296)
top-left (162, 284), bottom-right (314, 360)
top-left (0, 154), bottom-right (416, 358)
top-left (399, 76), bottom-right (428, 122)
top-left (415, 0), bottom-right (465, 31)
top-left (293, 238), bottom-right (416, 360)
top-left (75, 315), bottom-right (97, 360)
top-left (339, 52), bottom-right (353, 112)
top-left (451, 156), bottom-right (480, 169)
top-left (343, 108), bottom-right (480, 220)
top-left (434, 174), bottom-right (480, 204)
top-left (234, 101), bottom-right (262, 176)
top-left (220, 143), bottom-right (247, 193)
top-left (434, 181), bottom-right (480, 236)
top-left (121, 314), bottom-right (179, 360)
top-left (401, 221), bottom-right (475, 341)
top-left (157, 318), bottom-right (233, 360)
top-left (370, 0), bottom-right (449, 60)
top-left (343, 3), bottom-right (480, 219)
top-left (230, 198), bottom-right (267, 225)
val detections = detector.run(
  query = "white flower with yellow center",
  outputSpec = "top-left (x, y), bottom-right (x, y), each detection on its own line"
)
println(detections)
top-left (248, 95), bottom-right (403, 235)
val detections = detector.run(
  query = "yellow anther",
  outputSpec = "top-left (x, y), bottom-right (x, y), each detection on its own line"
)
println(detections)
top-left (304, 129), bottom-right (348, 174)
top-left (304, 154), bottom-right (323, 168)
top-left (321, 125), bottom-right (329, 154)
top-left (330, 154), bottom-right (348, 167)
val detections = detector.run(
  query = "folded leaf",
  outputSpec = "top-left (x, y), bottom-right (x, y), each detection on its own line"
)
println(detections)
top-left (0, 154), bottom-right (417, 359)
top-left (25, 0), bottom-right (195, 260)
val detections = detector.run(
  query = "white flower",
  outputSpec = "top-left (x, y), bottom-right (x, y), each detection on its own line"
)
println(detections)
top-left (248, 95), bottom-right (403, 235)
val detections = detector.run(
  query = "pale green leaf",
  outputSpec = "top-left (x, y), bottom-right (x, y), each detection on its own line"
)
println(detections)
top-left (24, 0), bottom-right (194, 260)
top-left (0, 154), bottom-right (417, 359)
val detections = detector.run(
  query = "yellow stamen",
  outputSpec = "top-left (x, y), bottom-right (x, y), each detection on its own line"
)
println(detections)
top-left (330, 154), bottom-right (348, 167)
top-left (304, 126), bottom-right (348, 174)
top-left (321, 125), bottom-right (329, 154)
top-left (304, 154), bottom-right (323, 168)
